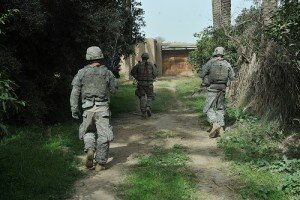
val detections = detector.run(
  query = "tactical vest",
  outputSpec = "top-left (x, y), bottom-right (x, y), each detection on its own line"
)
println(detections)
top-left (136, 61), bottom-right (155, 82)
top-left (209, 60), bottom-right (229, 84)
top-left (81, 65), bottom-right (109, 102)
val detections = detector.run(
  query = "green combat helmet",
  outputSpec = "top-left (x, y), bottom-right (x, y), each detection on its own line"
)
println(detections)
top-left (141, 53), bottom-right (149, 59)
top-left (86, 46), bottom-right (104, 61)
top-left (213, 47), bottom-right (225, 56)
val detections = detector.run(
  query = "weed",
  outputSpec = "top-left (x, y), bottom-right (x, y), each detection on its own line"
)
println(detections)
top-left (219, 120), bottom-right (300, 199)
top-left (231, 164), bottom-right (289, 200)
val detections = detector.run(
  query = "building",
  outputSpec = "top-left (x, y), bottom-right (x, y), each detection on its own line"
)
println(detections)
top-left (120, 38), bottom-right (196, 79)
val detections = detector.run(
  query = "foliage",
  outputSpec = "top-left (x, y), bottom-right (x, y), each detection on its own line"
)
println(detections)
top-left (230, 164), bottom-right (289, 200)
top-left (0, 9), bottom-right (18, 34)
top-left (0, 73), bottom-right (25, 135)
top-left (219, 119), bottom-right (300, 199)
top-left (266, 0), bottom-right (300, 53)
top-left (219, 121), bottom-right (283, 163)
top-left (0, 9), bottom-right (24, 136)
top-left (0, 0), bottom-right (145, 124)
top-left (0, 123), bottom-right (83, 199)
top-left (188, 27), bottom-right (237, 69)
top-left (120, 145), bottom-right (197, 200)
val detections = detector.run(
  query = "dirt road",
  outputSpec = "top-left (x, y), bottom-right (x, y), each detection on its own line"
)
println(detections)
top-left (69, 79), bottom-right (239, 200)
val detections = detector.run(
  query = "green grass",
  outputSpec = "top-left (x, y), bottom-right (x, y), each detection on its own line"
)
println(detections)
top-left (175, 78), bottom-right (208, 124)
top-left (111, 81), bottom-right (177, 115)
top-left (0, 123), bottom-right (83, 200)
top-left (231, 164), bottom-right (290, 200)
top-left (152, 88), bottom-right (177, 112)
top-left (219, 117), bottom-right (299, 200)
top-left (120, 145), bottom-right (197, 200)
top-left (110, 84), bottom-right (137, 115)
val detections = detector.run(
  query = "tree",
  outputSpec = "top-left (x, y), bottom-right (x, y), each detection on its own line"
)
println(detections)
top-left (0, 0), bottom-right (145, 124)
top-left (262, 0), bottom-right (278, 26)
top-left (0, 9), bottom-right (24, 136)
top-left (212, 0), bottom-right (231, 28)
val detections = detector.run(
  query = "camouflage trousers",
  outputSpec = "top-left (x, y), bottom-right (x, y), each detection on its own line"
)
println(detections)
top-left (135, 84), bottom-right (155, 113)
top-left (79, 105), bottom-right (113, 164)
top-left (203, 90), bottom-right (226, 127)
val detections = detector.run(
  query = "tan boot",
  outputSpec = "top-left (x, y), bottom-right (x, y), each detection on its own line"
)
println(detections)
top-left (219, 127), bottom-right (225, 137)
top-left (95, 163), bottom-right (106, 172)
top-left (209, 123), bottom-right (221, 138)
top-left (85, 149), bottom-right (94, 169)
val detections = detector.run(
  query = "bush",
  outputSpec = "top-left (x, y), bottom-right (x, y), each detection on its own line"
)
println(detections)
top-left (188, 27), bottom-right (237, 69)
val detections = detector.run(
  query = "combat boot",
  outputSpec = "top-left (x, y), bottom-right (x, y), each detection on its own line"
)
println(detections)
top-left (95, 163), bottom-right (106, 172)
top-left (85, 149), bottom-right (94, 169)
top-left (209, 123), bottom-right (221, 138)
top-left (146, 107), bottom-right (152, 117)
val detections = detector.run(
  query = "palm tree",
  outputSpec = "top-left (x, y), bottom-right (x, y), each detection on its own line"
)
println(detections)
top-left (212, 0), bottom-right (231, 28)
top-left (262, 0), bottom-right (278, 26)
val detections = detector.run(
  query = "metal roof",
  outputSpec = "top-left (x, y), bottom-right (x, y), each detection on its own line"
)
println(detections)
top-left (161, 42), bottom-right (197, 51)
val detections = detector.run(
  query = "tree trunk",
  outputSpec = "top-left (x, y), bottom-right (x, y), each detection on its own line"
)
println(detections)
top-left (212, 0), bottom-right (231, 28)
top-left (222, 0), bottom-right (231, 27)
top-left (262, 0), bottom-right (278, 26)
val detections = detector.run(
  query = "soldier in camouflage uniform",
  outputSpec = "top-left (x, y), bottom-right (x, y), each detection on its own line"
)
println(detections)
top-left (70, 46), bottom-right (116, 171)
top-left (131, 53), bottom-right (158, 118)
top-left (198, 47), bottom-right (235, 138)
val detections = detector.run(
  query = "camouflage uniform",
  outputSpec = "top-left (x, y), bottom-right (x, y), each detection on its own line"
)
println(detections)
top-left (131, 53), bottom-right (158, 116)
top-left (199, 47), bottom-right (235, 127)
top-left (70, 46), bottom-right (116, 165)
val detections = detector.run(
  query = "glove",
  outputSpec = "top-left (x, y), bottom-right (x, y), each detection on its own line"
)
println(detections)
top-left (72, 112), bottom-right (80, 119)
top-left (71, 107), bottom-right (80, 119)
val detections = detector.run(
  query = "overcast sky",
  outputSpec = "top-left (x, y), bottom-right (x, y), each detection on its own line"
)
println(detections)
top-left (140, 0), bottom-right (253, 43)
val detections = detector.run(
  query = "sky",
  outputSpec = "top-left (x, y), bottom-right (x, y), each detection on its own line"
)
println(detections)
top-left (139, 0), bottom-right (254, 43)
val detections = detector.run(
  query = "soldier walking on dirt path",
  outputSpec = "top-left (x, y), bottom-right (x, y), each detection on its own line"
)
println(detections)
top-left (70, 46), bottom-right (117, 171)
top-left (131, 53), bottom-right (158, 119)
top-left (198, 47), bottom-right (235, 138)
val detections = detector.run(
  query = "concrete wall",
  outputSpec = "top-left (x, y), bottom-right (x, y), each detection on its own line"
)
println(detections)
top-left (120, 38), bottom-right (162, 79)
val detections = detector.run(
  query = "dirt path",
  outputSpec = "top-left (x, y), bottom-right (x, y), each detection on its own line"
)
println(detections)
top-left (69, 79), bottom-right (239, 200)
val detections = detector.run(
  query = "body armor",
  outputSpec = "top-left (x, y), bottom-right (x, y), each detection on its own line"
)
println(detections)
top-left (136, 61), bottom-right (156, 82)
top-left (81, 66), bottom-right (110, 103)
top-left (209, 60), bottom-right (229, 84)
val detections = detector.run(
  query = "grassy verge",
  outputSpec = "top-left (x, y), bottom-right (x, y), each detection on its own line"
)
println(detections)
top-left (0, 123), bottom-right (83, 200)
top-left (175, 77), bottom-right (208, 125)
top-left (110, 84), bottom-right (137, 115)
top-left (152, 87), bottom-right (177, 112)
top-left (110, 81), bottom-right (177, 115)
top-left (219, 115), bottom-right (300, 200)
top-left (120, 144), bottom-right (197, 200)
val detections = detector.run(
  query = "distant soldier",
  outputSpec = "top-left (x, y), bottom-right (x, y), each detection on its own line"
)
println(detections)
top-left (131, 53), bottom-right (158, 118)
top-left (198, 47), bottom-right (235, 138)
top-left (70, 46), bottom-right (117, 171)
